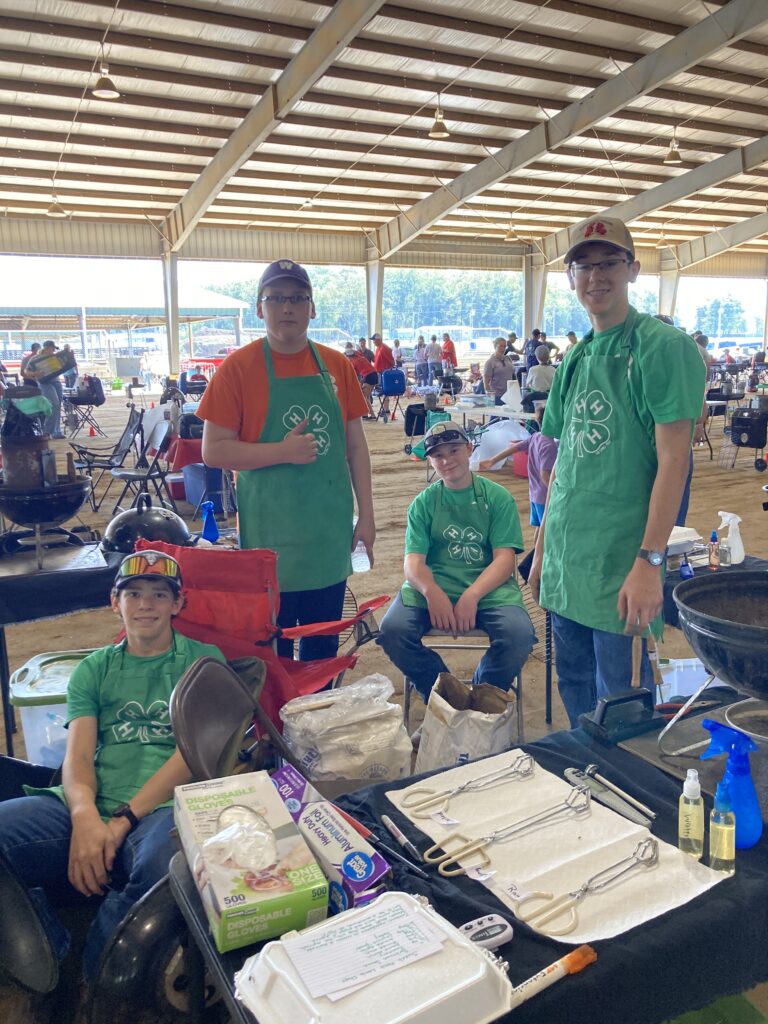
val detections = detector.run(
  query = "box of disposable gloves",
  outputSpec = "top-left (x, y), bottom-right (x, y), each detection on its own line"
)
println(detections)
top-left (174, 772), bottom-right (328, 952)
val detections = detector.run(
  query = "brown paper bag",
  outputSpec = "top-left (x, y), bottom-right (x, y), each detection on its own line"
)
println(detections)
top-left (414, 673), bottom-right (517, 774)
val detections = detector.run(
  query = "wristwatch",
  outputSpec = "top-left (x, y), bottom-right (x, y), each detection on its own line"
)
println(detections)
top-left (111, 803), bottom-right (140, 830)
top-left (637, 548), bottom-right (665, 567)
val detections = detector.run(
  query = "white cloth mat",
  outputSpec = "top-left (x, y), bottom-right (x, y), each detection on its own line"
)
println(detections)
top-left (386, 751), bottom-right (724, 943)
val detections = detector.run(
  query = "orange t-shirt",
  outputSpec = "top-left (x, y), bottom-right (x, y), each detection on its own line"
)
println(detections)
top-left (441, 338), bottom-right (457, 367)
top-left (197, 339), bottom-right (368, 443)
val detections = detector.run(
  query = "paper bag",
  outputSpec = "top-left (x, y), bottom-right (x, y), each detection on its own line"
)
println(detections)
top-left (414, 673), bottom-right (517, 774)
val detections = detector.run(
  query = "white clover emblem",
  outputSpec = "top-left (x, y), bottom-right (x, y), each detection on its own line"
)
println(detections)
top-left (568, 388), bottom-right (613, 457)
top-left (112, 701), bottom-right (171, 744)
top-left (283, 404), bottom-right (331, 455)
top-left (443, 524), bottom-right (484, 563)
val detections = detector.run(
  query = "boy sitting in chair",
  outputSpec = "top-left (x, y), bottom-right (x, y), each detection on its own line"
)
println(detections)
top-left (378, 422), bottom-right (535, 704)
top-left (0, 550), bottom-right (224, 1003)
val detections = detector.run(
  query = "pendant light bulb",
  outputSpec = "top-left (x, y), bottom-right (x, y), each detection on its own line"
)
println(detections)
top-left (46, 195), bottom-right (67, 218)
top-left (663, 132), bottom-right (682, 166)
top-left (428, 101), bottom-right (450, 140)
top-left (92, 43), bottom-right (120, 100)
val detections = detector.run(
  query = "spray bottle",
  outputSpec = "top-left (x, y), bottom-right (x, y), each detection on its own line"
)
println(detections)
top-left (709, 781), bottom-right (736, 874)
top-left (700, 720), bottom-right (763, 849)
top-left (678, 769), bottom-right (704, 859)
top-left (200, 500), bottom-right (220, 544)
top-left (717, 512), bottom-right (745, 565)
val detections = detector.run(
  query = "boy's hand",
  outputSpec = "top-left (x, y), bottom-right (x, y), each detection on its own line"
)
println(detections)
top-left (426, 587), bottom-right (458, 636)
top-left (453, 591), bottom-right (478, 633)
top-left (68, 811), bottom-right (127, 896)
top-left (282, 419), bottom-right (317, 464)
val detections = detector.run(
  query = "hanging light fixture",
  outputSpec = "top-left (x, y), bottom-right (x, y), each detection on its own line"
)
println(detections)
top-left (46, 192), bottom-right (67, 218)
top-left (92, 43), bottom-right (120, 100)
top-left (503, 220), bottom-right (516, 242)
top-left (428, 96), bottom-right (450, 140)
top-left (655, 230), bottom-right (670, 249)
top-left (663, 129), bottom-right (683, 166)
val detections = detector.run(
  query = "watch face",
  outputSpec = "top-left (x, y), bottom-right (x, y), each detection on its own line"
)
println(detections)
top-left (649, 551), bottom-right (664, 566)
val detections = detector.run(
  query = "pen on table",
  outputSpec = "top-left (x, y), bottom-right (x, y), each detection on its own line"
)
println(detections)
top-left (381, 814), bottom-right (423, 862)
top-left (368, 834), bottom-right (430, 880)
top-left (509, 945), bottom-right (597, 1010)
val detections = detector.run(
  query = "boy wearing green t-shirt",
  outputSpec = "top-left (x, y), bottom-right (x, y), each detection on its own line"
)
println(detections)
top-left (0, 550), bottom-right (225, 994)
top-left (378, 422), bottom-right (535, 701)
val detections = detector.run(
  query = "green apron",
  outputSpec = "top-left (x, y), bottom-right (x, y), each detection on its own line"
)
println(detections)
top-left (237, 341), bottom-right (353, 592)
top-left (402, 477), bottom-right (522, 610)
top-left (540, 308), bottom-right (663, 636)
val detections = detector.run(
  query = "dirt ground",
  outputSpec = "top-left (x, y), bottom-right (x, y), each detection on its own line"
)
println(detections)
top-left (3, 388), bottom-right (767, 752)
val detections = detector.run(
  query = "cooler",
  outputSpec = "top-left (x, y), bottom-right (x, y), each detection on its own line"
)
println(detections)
top-left (181, 462), bottom-right (235, 514)
top-left (10, 650), bottom-right (95, 766)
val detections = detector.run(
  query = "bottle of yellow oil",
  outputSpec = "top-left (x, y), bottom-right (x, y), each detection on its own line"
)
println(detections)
top-left (678, 769), bottom-right (704, 860)
top-left (709, 781), bottom-right (736, 874)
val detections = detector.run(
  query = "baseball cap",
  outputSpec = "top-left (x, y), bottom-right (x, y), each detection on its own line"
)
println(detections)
top-left (370, 332), bottom-right (382, 341)
top-left (42, 340), bottom-right (58, 350)
top-left (114, 550), bottom-right (183, 593)
top-left (344, 342), bottom-right (356, 355)
top-left (423, 422), bottom-right (471, 455)
top-left (258, 259), bottom-right (312, 296)
top-left (564, 216), bottom-right (635, 265)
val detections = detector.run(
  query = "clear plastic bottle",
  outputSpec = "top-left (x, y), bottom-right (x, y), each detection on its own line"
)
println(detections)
top-left (707, 530), bottom-right (720, 571)
top-left (709, 781), bottom-right (736, 874)
top-left (350, 541), bottom-right (370, 573)
top-left (678, 769), bottom-right (704, 860)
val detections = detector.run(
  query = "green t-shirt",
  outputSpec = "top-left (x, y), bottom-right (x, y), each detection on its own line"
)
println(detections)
top-left (30, 632), bottom-right (225, 819)
top-left (401, 474), bottom-right (524, 610)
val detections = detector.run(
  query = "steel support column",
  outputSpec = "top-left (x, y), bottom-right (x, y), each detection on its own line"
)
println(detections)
top-left (366, 260), bottom-right (384, 339)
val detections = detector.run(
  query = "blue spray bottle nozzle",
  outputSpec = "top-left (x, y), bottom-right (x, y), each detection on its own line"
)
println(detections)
top-left (701, 719), bottom-right (763, 849)
top-left (200, 500), bottom-right (220, 543)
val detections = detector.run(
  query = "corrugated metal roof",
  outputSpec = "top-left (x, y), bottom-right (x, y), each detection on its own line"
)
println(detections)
top-left (0, 0), bottom-right (766, 270)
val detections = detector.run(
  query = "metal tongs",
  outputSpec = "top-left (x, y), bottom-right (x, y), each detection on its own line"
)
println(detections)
top-left (423, 785), bottom-right (592, 877)
top-left (516, 837), bottom-right (660, 936)
top-left (400, 753), bottom-right (535, 819)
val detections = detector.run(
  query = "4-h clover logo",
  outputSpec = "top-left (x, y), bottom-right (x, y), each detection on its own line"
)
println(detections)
top-left (112, 700), bottom-right (172, 744)
top-left (283, 404), bottom-right (331, 455)
top-left (443, 524), bottom-right (484, 563)
top-left (568, 388), bottom-right (613, 457)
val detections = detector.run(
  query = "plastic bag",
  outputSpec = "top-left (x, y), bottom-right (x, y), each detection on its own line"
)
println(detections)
top-left (279, 675), bottom-right (412, 784)
top-left (415, 673), bottom-right (518, 774)
top-left (469, 418), bottom-right (529, 471)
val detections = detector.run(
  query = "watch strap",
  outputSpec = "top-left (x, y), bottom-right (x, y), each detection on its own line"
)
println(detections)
top-left (637, 547), bottom-right (665, 565)
top-left (112, 803), bottom-right (140, 830)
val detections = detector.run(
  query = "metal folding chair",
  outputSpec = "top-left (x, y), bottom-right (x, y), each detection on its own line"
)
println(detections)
top-left (109, 418), bottom-right (178, 514)
top-left (70, 405), bottom-right (144, 510)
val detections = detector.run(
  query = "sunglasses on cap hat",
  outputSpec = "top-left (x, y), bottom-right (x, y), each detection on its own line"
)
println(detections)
top-left (423, 423), bottom-right (470, 454)
top-left (115, 551), bottom-right (182, 590)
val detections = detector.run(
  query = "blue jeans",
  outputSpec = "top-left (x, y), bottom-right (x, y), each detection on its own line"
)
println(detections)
top-left (551, 613), bottom-right (654, 728)
top-left (0, 794), bottom-right (176, 982)
top-left (676, 449), bottom-right (694, 526)
top-left (415, 363), bottom-right (429, 386)
top-left (378, 593), bottom-right (536, 701)
top-left (277, 579), bottom-right (347, 660)
top-left (39, 379), bottom-right (63, 437)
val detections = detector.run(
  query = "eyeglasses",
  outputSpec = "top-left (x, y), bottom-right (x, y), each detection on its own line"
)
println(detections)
top-left (260, 294), bottom-right (312, 306)
top-left (116, 552), bottom-right (182, 585)
top-left (569, 258), bottom-right (632, 276)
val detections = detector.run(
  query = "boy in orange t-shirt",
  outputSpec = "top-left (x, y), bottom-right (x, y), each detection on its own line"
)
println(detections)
top-left (198, 259), bottom-right (374, 662)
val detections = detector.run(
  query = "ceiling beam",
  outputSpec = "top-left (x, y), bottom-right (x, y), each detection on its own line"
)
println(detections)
top-left (162, 0), bottom-right (386, 251)
top-left (540, 132), bottom-right (768, 265)
top-left (368, 0), bottom-right (768, 261)
top-left (666, 212), bottom-right (768, 269)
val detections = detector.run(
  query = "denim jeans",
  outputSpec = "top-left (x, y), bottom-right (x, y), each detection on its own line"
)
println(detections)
top-left (378, 593), bottom-right (536, 701)
top-left (277, 578), bottom-right (347, 660)
top-left (551, 613), bottom-right (654, 728)
top-left (415, 363), bottom-right (429, 386)
top-left (38, 379), bottom-right (63, 437)
top-left (0, 794), bottom-right (176, 982)
top-left (676, 449), bottom-right (694, 526)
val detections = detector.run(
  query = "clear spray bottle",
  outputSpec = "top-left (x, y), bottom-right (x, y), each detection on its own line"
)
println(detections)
top-left (678, 769), bottom-right (704, 860)
top-left (709, 781), bottom-right (736, 874)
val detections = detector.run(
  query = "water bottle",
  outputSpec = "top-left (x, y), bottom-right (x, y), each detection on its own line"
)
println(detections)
top-left (200, 500), bottom-right (220, 543)
top-left (351, 541), bottom-right (370, 572)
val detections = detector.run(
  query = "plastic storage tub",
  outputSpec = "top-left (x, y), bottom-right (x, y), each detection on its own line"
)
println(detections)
top-left (657, 658), bottom-right (726, 704)
top-left (10, 650), bottom-right (95, 766)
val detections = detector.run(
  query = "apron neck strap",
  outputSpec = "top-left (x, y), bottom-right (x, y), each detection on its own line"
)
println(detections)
top-left (263, 339), bottom-right (326, 377)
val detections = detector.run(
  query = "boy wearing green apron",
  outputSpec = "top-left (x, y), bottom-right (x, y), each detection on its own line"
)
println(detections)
top-left (199, 259), bottom-right (374, 661)
top-left (529, 217), bottom-right (705, 727)
top-left (378, 422), bottom-right (535, 701)
top-left (0, 550), bottom-right (225, 990)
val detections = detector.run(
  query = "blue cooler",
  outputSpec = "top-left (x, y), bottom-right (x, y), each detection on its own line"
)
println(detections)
top-left (182, 463), bottom-right (235, 514)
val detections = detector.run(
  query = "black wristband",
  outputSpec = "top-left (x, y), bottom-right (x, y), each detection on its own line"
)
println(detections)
top-left (111, 803), bottom-right (140, 830)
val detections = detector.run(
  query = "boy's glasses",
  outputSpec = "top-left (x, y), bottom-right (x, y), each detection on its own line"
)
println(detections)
top-left (260, 294), bottom-right (312, 306)
top-left (569, 258), bottom-right (631, 277)
top-left (115, 551), bottom-right (182, 586)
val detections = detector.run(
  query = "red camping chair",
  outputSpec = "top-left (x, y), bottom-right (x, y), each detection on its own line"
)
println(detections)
top-left (134, 540), bottom-right (389, 727)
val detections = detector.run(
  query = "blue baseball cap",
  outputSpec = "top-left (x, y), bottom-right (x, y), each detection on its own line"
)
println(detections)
top-left (258, 259), bottom-right (312, 296)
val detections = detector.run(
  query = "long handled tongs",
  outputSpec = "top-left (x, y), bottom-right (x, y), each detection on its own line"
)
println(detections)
top-left (400, 753), bottom-right (535, 819)
top-left (423, 785), bottom-right (592, 877)
top-left (515, 837), bottom-right (660, 935)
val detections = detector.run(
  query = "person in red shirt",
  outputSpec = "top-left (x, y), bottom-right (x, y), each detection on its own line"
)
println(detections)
top-left (441, 332), bottom-right (458, 368)
top-left (345, 342), bottom-right (377, 417)
top-left (372, 333), bottom-right (395, 419)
